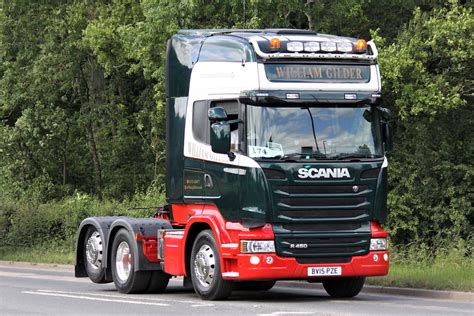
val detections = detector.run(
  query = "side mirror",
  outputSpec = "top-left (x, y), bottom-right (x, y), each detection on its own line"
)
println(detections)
top-left (208, 107), bottom-right (228, 122)
top-left (210, 121), bottom-right (231, 156)
top-left (383, 122), bottom-right (393, 154)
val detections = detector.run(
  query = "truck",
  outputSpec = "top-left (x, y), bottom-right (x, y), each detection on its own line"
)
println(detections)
top-left (75, 29), bottom-right (393, 300)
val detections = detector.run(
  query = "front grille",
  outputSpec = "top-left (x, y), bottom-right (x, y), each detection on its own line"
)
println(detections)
top-left (279, 197), bottom-right (365, 207)
top-left (275, 234), bottom-right (370, 258)
top-left (270, 182), bottom-right (373, 259)
top-left (279, 209), bottom-right (367, 219)
top-left (282, 222), bottom-right (362, 232)
top-left (278, 185), bottom-right (368, 195)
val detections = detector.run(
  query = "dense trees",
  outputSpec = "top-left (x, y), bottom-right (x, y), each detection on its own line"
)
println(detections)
top-left (0, 0), bottom-right (472, 248)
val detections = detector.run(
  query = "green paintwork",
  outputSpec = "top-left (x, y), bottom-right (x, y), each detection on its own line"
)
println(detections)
top-left (165, 97), bottom-right (187, 204)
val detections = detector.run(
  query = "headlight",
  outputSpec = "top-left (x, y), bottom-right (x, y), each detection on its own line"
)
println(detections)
top-left (240, 240), bottom-right (275, 253)
top-left (370, 238), bottom-right (388, 251)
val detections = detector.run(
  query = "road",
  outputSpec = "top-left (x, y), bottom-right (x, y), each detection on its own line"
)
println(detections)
top-left (0, 262), bottom-right (472, 315)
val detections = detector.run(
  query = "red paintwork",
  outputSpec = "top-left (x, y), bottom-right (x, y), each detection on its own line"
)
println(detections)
top-left (221, 251), bottom-right (389, 280)
top-left (370, 221), bottom-right (389, 238)
top-left (162, 232), bottom-right (186, 275)
top-left (141, 237), bottom-right (160, 263)
top-left (162, 203), bottom-right (390, 280)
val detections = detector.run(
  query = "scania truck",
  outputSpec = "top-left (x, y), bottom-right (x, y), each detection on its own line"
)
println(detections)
top-left (75, 29), bottom-right (393, 300)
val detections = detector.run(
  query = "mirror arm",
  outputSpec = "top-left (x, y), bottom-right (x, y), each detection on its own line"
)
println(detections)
top-left (227, 152), bottom-right (236, 161)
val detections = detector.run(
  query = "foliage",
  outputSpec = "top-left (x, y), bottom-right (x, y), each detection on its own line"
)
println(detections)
top-left (376, 1), bottom-right (473, 246)
top-left (0, 0), bottom-right (472, 256)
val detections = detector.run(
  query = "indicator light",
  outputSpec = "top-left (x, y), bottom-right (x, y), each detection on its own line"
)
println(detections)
top-left (269, 38), bottom-right (280, 50)
top-left (355, 39), bottom-right (367, 52)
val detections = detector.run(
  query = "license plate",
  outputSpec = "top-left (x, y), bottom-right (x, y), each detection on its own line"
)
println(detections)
top-left (307, 266), bottom-right (342, 276)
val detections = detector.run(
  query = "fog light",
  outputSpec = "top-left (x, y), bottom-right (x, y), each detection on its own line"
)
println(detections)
top-left (373, 254), bottom-right (379, 262)
top-left (265, 256), bottom-right (273, 264)
top-left (383, 253), bottom-right (389, 262)
top-left (250, 256), bottom-right (260, 265)
top-left (370, 238), bottom-right (388, 251)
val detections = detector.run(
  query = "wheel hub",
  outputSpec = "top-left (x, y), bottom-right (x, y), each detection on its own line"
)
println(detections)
top-left (115, 241), bottom-right (132, 283)
top-left (193, 244), bottom-right (216, 288)
top-left (85, 231), bottom-right (103, 270)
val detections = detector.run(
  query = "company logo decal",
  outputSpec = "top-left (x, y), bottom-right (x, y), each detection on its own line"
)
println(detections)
top-left (297, 168), bottom-right (351, 179)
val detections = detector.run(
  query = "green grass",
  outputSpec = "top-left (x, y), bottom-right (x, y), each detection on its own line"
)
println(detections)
top-left (367, 261), bottom-right (474, 292)
top-left (0, 245), bottom-right (74, 265)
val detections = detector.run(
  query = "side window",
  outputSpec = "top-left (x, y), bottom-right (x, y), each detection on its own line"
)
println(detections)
top-left (211, 100), bottom-right (241, 152)
top-left (193, 101), bottom-right (210, 144)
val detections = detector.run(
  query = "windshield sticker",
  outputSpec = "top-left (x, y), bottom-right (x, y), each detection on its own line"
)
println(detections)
top-left (249, 143), bottom-right (284, 158)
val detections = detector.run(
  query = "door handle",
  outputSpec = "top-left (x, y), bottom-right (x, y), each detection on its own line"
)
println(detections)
top-left (204, 174), bottom-right (213, 188)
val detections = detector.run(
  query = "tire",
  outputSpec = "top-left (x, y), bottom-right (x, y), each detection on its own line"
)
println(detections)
top-left (111, 228), bottom-right (151, 294)
top-left (190, 230), bottom-right (233, 300)
top-left (322, 277), bottom-right (365, 298)
top-left (83, 226), bottom-right (107, 283)
top-left (146, 270), bottom-right (170, 293)
top-left (234, 280), bottom-right (276, 291)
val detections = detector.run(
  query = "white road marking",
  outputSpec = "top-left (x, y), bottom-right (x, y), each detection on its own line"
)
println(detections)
top-left (22, 291), bottom-right (169, 306)
top-left (0, 271), bottom-right (89, 283)
top-left (37, 289), bottom-right (214, 306)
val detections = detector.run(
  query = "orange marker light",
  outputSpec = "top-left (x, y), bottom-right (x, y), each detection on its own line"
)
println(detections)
top-left (355, 39), bottom-right (367, 52)
top-left (269, 38), bottom-right (280, 50)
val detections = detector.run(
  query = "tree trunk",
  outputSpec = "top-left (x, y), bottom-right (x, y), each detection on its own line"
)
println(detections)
top-left (86, 121), bottom-right (102, 199)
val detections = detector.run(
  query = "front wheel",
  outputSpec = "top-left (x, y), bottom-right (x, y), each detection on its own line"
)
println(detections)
top-left (322, 277), bottom-right (365, 298)
top-left (111, 229), bottom-right (151, 294)
top-left (190, 230), bottom-right (233, 300)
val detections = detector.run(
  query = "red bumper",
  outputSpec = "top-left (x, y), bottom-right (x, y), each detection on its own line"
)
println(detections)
top-left (222, 250), bottom-right (389, 280)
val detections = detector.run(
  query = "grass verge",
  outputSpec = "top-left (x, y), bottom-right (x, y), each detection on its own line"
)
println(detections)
top-left (367, 261), bottom-right (474, 292)
top-left (0, 245), bottom-right (74, 265)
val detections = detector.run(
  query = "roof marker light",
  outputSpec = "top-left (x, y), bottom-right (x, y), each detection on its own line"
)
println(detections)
top-left (337, 42), bottom-right (353, 53)
top-left (287, 41), bottom-right (303, 52)
top-left (304, 42), bottom-right (320, 52)
top-left (320, 41), bottom-right (337, 52)
top-left (269, 38), bottom-right (280, 50)
top-left (355, 39), bottom-right (367, 52)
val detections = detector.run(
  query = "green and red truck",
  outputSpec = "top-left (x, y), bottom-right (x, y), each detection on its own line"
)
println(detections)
top-left (75, 29), bottom-right (393, 300)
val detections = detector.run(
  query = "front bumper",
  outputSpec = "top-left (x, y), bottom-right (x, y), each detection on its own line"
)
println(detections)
top-left (222, 250), bottom-right (389, 280)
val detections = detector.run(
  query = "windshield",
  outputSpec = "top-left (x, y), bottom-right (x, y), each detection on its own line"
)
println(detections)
top-left (246, 105), bottom-right (383, 160)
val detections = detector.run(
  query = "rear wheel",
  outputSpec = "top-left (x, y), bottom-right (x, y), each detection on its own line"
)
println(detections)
top-left (111, 229), bottom-right (151, 294)
top-left (83, 226), bottom-right (107, 283)
top-left (322, 277), bottom-right (365, 298)
top-left (190, 230), bottom-right (233, 300)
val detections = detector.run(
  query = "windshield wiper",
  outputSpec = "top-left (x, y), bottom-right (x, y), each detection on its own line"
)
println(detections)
top-left (278, 152), bottom-right (327, 161)
top-left (332, 153), bottom-right (381, 160)
top-left (255, 152), bottom-right (327, 161)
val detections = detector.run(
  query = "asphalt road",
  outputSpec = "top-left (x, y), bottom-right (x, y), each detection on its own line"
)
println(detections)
top-left (0, 262), bottom-right (472, 315)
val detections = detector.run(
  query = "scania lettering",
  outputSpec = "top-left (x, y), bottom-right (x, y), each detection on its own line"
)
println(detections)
top-left (297, 167), bottom-right (351, 179)
top-left (74, 29), bottom-right (393, 300)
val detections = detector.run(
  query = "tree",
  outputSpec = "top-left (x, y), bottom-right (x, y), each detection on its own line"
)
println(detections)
top-left (376, 0), bottom-right (473, 246)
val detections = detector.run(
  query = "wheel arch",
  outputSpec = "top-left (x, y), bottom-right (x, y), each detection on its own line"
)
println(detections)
top-left (184, 222), bottom-right (212, 277)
